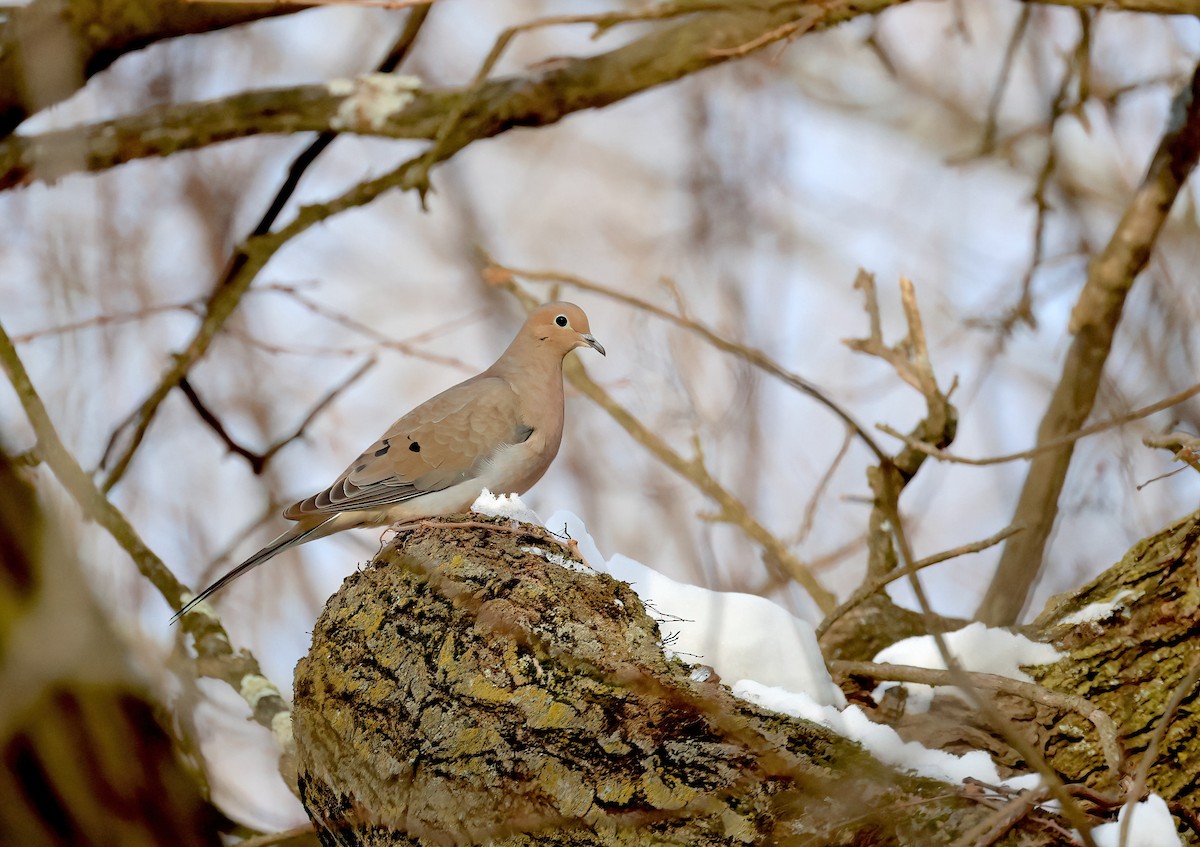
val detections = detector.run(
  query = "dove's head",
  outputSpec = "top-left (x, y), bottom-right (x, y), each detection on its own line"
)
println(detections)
top-left (524, 302), bottom-right (605, 358)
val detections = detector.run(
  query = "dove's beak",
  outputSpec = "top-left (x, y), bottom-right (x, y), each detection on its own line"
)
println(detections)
top-left (581, 334), bottom-right (606, 356)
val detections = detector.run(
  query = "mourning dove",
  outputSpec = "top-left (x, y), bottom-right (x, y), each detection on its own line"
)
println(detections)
top-left (173, 302), bottom-right (604, 622)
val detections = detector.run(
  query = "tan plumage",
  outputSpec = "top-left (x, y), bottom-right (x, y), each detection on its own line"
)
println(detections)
top-left (173, 302), bottom-right (604, 622)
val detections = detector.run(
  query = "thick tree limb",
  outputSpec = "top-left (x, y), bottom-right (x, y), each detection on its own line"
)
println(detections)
top-left (0, 0), bottom-right (309, 136)
top-left (979, 63), bottom-right (1200, 625)
top-left (293, 517), bottom-right (1077, 846)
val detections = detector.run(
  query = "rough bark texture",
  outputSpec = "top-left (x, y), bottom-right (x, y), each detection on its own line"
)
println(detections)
top-left (1031, 509), bottom-right (1200, 807)
top-left (293, 517), bottom-right (1074, 846)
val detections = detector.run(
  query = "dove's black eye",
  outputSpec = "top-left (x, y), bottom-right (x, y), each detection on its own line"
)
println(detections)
top-left (555, 315), bottom-right (568, 327)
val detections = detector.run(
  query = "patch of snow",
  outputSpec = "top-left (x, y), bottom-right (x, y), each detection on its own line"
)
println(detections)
top-left (328, 73), bottom-right (421, 131)
top-left (544, 510), bottom-right (844, 707)
top-left (871, 622), bottom-right (1064, 712)
top-left (472, 489), bottom-right (542, 524)
top-left (734, 680), bottom-right (1016, 785)
top-left (1092, 794), bottom-right (1181, 847)
top-left (1058, 590), bottom-right (1136, 626)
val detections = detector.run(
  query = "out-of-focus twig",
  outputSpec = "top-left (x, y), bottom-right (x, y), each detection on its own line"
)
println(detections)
top-left (947, 787), bottom-right (1045, 847)
top-left (1141, 430), bottom-right (1200, 477)
top-left (0, 317), bottom-right (296, 782)
top-left (979, 7), bottom-right (1031, 155)
top-left (495, 278), bottom-right (837, 613)
top-left (263, 283), bottom-right (478, 372)
top-left (181, 358), bottom-right (376, 475)
top-left (10, 299), bottom-right (203, 342)
top-left (845, 272), bottom-right (957, 579)
top-left (980, 63), bottom-right (1200, 626)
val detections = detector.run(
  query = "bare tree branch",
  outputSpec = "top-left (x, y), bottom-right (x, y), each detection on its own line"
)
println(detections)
top-left (181, 358), bottom-right (376, 475)
top-left (831, 660), bottom-right (1122, 776)
top-left (0, 0), bottom-right (901, 191)
top-left (980, 62), bottom-right (1200, 626)
top-left (876, 380), bottom-right (1200, 466)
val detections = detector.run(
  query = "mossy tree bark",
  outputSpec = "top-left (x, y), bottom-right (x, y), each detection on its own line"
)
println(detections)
top-left (292, 518), bottom-right (1078, 846)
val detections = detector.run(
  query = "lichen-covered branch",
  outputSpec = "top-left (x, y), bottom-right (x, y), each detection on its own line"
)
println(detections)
top-left (293, 516), bottom-right (1077, 846)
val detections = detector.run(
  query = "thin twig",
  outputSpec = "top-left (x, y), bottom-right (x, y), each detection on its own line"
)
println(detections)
top-left (797, 428), bottom-right (853, 545)
top-left (816, 523), bottom-right (1022, 639)
top-left (181, 358), bottom-right (376, 474)
top-left (263, 283), bottom-right (478, 372)
top-left (1141, 431), bottom-right (1200, 485)
top-left (488, 262), bottom-right (887, 462)
top-left (832, 660), bottom-right (1122, 777)
top-left (707, 8), bottom-right (826, 58)
top-left (979, 7), bottom-right (1031, 155)
top-left (1118, 657), bottom-right (1200, 846)
top-left (947, 787), bottom-right (1044, 847)
top-left (10, 300), bottom-right (203, 342)
top-left (879, 380), bottom-right (1200, 466)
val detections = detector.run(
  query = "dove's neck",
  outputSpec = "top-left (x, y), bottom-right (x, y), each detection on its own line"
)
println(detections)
top-left (487, 334), bottom-right (568, 387)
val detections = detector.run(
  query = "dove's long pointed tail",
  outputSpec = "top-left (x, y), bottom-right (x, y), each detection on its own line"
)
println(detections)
top-left (171, 516), bottom-right (340, 624)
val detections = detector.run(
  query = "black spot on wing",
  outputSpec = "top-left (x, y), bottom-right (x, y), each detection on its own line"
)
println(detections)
top-left (373, 439), bottom-right (390, 457)
top-left (409, 442), bottom-right (421, 453)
